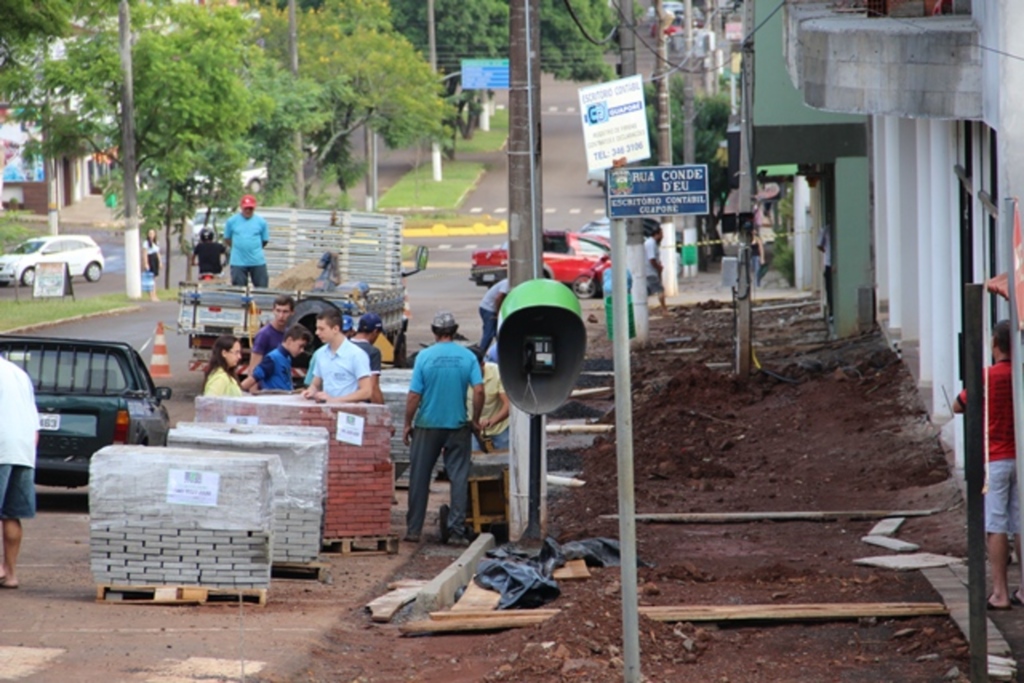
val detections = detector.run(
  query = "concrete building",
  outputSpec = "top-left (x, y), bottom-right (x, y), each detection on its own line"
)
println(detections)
top-left (783, 0), bottom-right (1019, 469)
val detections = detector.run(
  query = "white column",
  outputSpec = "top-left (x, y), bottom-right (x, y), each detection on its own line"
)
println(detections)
top-left (661, 218), bottom-right (678, 295)
top-left (915, 120), bottom-right (933, 388)
top-left (884, 117), bottom-right (904, 337)
top-left (929, 120), bottom-right (954, 420)
top-left (872, 117), bottom-right (889, 320)
top-left (898, 118), bottom-right (920, 343)
top-left (793, 175), bottom-right (811, 291)
top-left (480, 93), bottom-right (491, 132)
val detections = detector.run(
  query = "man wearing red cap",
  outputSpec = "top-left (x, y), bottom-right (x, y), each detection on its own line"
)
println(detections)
top-left (223, 194), bottom-right (270, 288)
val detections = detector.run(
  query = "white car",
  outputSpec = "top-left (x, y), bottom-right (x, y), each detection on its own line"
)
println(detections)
top-left (0, 235), bottom-right (105, 287)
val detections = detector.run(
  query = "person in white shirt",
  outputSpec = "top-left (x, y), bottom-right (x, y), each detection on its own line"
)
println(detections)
top-left (0, 355), bottom-right (39, 588)
top-left (478, 278), bottom-right (509, 354)
top-left (644, 226), bottom-right (666, 312)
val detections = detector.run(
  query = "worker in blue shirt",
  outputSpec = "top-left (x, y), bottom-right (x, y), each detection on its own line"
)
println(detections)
top-left (241, 325), bottom-right (311, 393)
top-left (223, 194), bottom-right (270, 288)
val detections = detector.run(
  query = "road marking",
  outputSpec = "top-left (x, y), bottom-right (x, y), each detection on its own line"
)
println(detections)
top-left (548, 106), bottom-right (558, 112)
top-left (566, 107), bottom-right (576, 113)
top-left (494, 207), bottom-right (507, 214)
top-left (569, 208), bottom-right (581, 214)
top-left (593, 208), bottom-right (605, 214)
top-left (544, 208), bottom-right (556, 214)
top-left (465, 245), bottom-right (478, 250)
top-left (437, 245), bottom-right (452, 250)
top-left (0, 646), bottom-right (64, 680)
top-left (469, 208), bottom-right (483, 213)
top-left (141, 657), bottom-right (266, 683)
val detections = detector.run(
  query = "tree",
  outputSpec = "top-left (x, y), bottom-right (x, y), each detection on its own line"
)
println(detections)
top-left (255, 0), bottom-right (447, 195)
top-left (0, 0), bottom-right (78, 71)
top-left (1, 3), bottom-right (264, 277)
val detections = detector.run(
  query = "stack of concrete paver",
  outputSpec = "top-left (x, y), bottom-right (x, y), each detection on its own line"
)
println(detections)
top-left (379, 369), bottom-right (412, 481)
top-left (89, 446), bottom-right (280, 589)
top-left (167, 423), bottom-right (329, 564)
top-left (194, 395), bottom-right (393, 541)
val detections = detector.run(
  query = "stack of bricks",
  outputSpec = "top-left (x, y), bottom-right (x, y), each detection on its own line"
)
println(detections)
top-left (194, 395), bottom-right (393, 541)
top-left (167, 423), bottom-right (329, 564)
top-left (89, 446), bottom-right (279, 589)
top-left (379, 369), bottom-right (412, 480)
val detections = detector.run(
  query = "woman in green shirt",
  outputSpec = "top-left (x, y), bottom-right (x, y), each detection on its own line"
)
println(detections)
top-left (203, 335), bottom-right (243, 397)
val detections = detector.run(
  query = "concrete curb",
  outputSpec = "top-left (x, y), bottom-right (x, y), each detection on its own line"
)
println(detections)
top-left (412, 533), bottom-right (496, 617)
top-left (2, 305), bottom-right (143, 335)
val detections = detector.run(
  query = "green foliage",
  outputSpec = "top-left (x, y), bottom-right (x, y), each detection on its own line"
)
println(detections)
top-left (0, 293), bottom-right (141, 332)
top-left (377, 160), bottom-right (486, 210)
top-left (0, 0), bottom-right (79, 71)
top-left (0, 211), bottom-right (35, 252)
top-left (772, 192), bottom-right (795, 286)
top-left (644, 81), bottom-right (732, 211)
top-left (538, 0), bottom-right (615, 82)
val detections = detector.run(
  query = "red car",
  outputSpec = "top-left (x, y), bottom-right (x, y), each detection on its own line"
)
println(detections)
top-left (470, 231), bottom-right (611, 299)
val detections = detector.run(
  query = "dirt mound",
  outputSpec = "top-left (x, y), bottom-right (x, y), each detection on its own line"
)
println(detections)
top-left (269, 259), bottom-right (320, 290)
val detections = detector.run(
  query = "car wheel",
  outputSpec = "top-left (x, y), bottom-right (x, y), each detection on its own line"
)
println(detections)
top-left (572, 275), bottom-right (597, 299)
top-left (84, 261), bottom-right (103, 282)
top-left (247, 178), bottom-right (262, 194)
top-left (0, 281), bottom-right (8, 287)
top-left (20, 267), bottom-right (35, 287)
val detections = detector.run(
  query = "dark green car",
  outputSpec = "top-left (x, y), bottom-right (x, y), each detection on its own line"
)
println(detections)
top-left (0, 336), bottom-right (172, 487)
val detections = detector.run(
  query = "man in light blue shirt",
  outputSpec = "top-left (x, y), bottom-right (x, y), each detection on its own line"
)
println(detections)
top-left (223, 194), bottom-right (270, 288)
top-left (301, 309), bottom-right (371, 403)
top-left (403, 311), bottom-right (483, 546)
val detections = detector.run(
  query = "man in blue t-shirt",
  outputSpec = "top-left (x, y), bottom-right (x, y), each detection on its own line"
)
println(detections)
top-left (240, 325), bottom-right (310, 393)
top-left (223, 194), bottom-right (270, 288)
top-left (403, 311), bottom-right (483, 546)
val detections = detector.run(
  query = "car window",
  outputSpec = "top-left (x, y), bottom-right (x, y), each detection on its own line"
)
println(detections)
top-left (63, 239), bottom-right (89, 252)
top-left (544, 236), bottom-right (570, 254)
top-left (576, 239), bottom-right (609, 257)
top-left (2, 346), bottom-right (129, 394)
top-left (13, 240), bottom-right (45, 255)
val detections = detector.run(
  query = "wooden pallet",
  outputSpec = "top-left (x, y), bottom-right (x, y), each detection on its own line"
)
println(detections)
top-left (271, 561), bottom-right (330, 582)
top-left (322, 535), bottom-right (399, 555)
top-left (96, 584), bottom-right (268, 606)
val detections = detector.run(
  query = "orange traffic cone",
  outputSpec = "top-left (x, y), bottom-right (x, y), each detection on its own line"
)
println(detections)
top-left (149, 321), bottom-right (172, 378)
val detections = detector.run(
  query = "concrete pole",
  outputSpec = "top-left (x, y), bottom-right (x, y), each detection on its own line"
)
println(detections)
top-left (884, 117), bottom-right (903, 337)
top-left (655, 1), bottom-right (677, 296)
top-left (118, 0), bottom-right (141, 300)
top-left (914, 121), bottom-right (933, 390)
top-left (288, 0), bottom-right (304, 208)
top-left (678, 0), bottom-right (697, 282)
top-left (735, 0), bottom-right (755, 378)
top-left (928, 121), bottom-right (952, 421)
top-left (793, 175), bottom-right (811, 290)
top-left (611, 217), bottom-right (641, 683)
top-left (428, 0), bottom-right (443, 182)
top-left (364, 127), bottom-right (378, 211)
top-left (480, 92), bottom-right (491, 132)
top-left (872, 117), bottom-right (889, 322)
top-left (47, 157), bottom-right (59, 235)
top-left (897, 119), bottom-right (920, 342)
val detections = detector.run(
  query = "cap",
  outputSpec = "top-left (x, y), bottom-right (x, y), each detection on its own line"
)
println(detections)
top-left (342, 315), bottom-right (354, 332)
top-left (240, 194), bottom-right (257, 209)
top-left (358, 312), bottom-right (383, 333)
top-left (432, 311), bottom-right (457, 329)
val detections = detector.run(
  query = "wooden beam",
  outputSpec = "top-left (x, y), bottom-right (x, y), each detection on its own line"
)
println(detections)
top-left (400, 612), bottom-right (555, 634)
top-left (429, 609), bottom-right (560, 621)
top-left (552, 558), bottom-right (591, 581)
top-left (639, 602), bottom-right (947, 623)
top-left (450, 581), bottom-right (501, 612)
top-left (545, 423), bottom-right (613, 435)
top-left (568, 387), bottom-right (613, 399)
top-left (366, 585), bottom-right (422, 623)
top-left (600, 509), bottom-right (944, 524)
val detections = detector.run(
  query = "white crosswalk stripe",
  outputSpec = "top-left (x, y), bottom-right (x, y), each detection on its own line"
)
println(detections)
top-left (495, 207), bottom-right (507, 214)
top-left (569, 208), bottom-right (581, 214)
top-left (469, 207), bottom-right (483, 213)
top-left (437, 244), bottom-right (452, 250)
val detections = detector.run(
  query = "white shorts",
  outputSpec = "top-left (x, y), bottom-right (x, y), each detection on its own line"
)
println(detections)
top-left (986, 459), bottom-right (1020, 535)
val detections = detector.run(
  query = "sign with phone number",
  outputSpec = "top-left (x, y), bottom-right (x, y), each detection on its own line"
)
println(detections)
top-left (578, 75), bottom-right (651, 172)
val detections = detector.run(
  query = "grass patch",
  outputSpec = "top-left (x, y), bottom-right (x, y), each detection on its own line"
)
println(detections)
top-left (0, 287), bottom-right (178, 332)
top-left (378, 161), bottom-right (486, 211)
top-left (454, 109), bottom-right (509, 155)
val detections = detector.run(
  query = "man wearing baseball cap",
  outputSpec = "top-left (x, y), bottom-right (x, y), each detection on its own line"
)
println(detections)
top-left (223, 194), bottom-right (270, 288)
top-left (351, 313), bottom-right (384, 404)
top-left (403, 311), bottom-right (483, 546)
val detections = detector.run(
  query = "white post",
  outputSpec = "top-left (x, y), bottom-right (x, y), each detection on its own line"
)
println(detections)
top-left (47, 157), bottom-right (59, 235)
top-left (661, 218), bottom-right (678, 295)
top-left (929, 120), bottom-right (953, 421)
top-left (683, 225), bottom-right (697, 278)
top-left (915, 121), bottom-right (933, 390)
top-left (884, 117), bottom-right (904, 337)
top-left (872, 117), bottom-right (889, 321)
top-left (480, 93), bottom-right (491, 132)
top-left (793, 175), bottom-right (811, 290)
top-left (898, 118), bottom-right (920, 342)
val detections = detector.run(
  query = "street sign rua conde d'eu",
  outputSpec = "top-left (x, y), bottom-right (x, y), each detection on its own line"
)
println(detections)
top-left (605, 164), bottom-right (710, 219)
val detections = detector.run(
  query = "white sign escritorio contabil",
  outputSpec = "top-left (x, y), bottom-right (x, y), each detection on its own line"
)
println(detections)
top-left (166, 469), bottom-right (220, 507)
top-left (578, 75), bottom-right (651, 172)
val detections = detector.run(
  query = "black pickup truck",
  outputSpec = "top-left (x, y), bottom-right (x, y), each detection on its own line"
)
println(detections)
top-left (0, 336), bottom-right (172, 487)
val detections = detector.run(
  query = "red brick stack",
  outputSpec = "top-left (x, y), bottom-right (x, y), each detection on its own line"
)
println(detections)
top-left (194, 396), bottom-right (393, 540)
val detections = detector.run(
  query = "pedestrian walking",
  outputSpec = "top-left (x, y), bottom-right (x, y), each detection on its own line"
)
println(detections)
top-left (644, 226), bottom-right (667, 312)
top-left (0, 354), bottom-right (40, 588)
top-left (142, 228), bottom-right (161, 302)
top-left (403, 312), bottom-right (483, 545)
top-left (223, 194), bottom-right (269, 288)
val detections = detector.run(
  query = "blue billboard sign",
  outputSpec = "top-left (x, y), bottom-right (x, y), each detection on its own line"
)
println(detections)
top-left (605, 164), bottom-right (710, 218)
top-left (461, 59), bottom-right (510, 90)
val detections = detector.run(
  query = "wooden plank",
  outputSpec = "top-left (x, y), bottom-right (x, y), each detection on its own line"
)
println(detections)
top-left (96, 585), bottom-right (266, 606)
top-left (545, 423), bottom-right (613, 435)
top-left (868, 517), bottom-right (905, 537)
top-left (860, 535), bottom-right (920, 553)
top-left (639, 602), bottom-right (947, 623)
top-left (387, 579), bottom-right (429, 590)
top-left (853, 553), bottom-right (963, 571)
top-left (568, 387), bottom-right (612, 399)
top-left (552, 558), bottom-right (591, 581)
top-left (450, 581), bottom-right (501, 612)
top-left (425, 610), bottom-right (561, 622)
top-left (600, 509), bottom-right (944, 524)
top-left (400, 613), bottom-right (555, 634)
top-left (366, 585), bottom-right (422, 623)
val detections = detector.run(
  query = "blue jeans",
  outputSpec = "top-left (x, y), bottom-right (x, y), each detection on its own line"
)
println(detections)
top-left (0, 465), bottom-right (36, 519)
top-left (231, 264), bottom-right (269, 288)
top-left (472, 427), bottom-right (509, 452)
top-left (479, 306), bottom-right (498, 353)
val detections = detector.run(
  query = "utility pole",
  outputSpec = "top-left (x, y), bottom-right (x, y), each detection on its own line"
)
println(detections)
top-left (681, 0), bottom-right (698, 279)
top-left (735, 0), bottom-right (755, 377)
top-left (427, 0), bottom-right (443, 182)
top-left (288, 0), bottom-right (304, 208)
top-left (619, 0), bottom-right (649, 345)
top-left (655, 0), bottom-right (677, 297)
top-left (118, 0), bottom-right (141, 300)
top-left (507, 0), bottom-right (544, 541)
